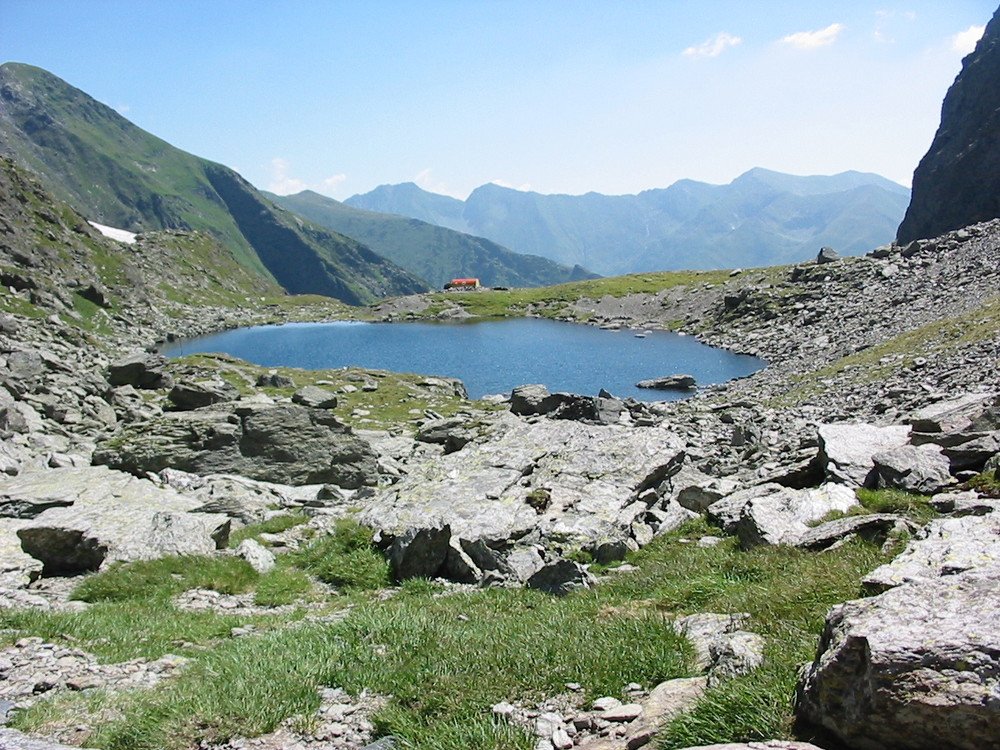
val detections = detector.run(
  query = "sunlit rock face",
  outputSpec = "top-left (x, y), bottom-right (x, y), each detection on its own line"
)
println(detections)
top-left (897, 8), bottom-right (1000, 243)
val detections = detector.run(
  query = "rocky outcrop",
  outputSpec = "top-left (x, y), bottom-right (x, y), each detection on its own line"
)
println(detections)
top-left (360, 413), bottom-right (686, 583)
top-left (796, 563), bottom-right (1000, 750)
top-left (93, 403), bottom-right (378, 488)
top-left (1, 466), bottom-right (230, 574)
top-left (896, 8), bottom-right (1000, 242)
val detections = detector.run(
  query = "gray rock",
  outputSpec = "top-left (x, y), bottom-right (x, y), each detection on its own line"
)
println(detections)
top-left (526, 559), bottom-right (594, 595)
top-left (796, 565), bottom-right (1000, 750)
top-left (235, 538), bottom-right (275, 574)
top-left (291, 385), bottom-right (338, 409)
top-left (793, 513), bottom-right (909, 551)
top-left (416, 417), bottom-right (478, 453)
top-left (816, 246), bottom-right (840, 264)
top-left (5, 467), bottom-right (230, 574)
top-left (707, 630), bottom-right (765, 683)
top-left (442, 536), bottom-right (482, 584)
top-left (616, 677), bottom-right (707, 750)
top-left (505, 545), bottom-right (546, 582)
top-left (907, 392), bottom-right (997, 433)
top-left (942, 432), bottom-right (1000, 472)
top-left (255, 372), bottom-right (294, 388)
top-left (817, 423), bottom-right (911, 487)
top-left (159, 471), bottom-right (295, 524)
top-left (358, 415), bottom-right (685, 564)
top-left (0, 728), bottom-right (92, 750)
top-left (378, 525), bottom-right (451, 581)
top-left (106, 351), bottom-right (173, 389)
top-left (734, 483), bottom-right (858, 548)
top-left (508, 385), bottom-right (561, 417)
top-left (872, 443), bottom-right (955, 494)
top-left (929, 489), bottom-right (1000, 516)
top-left (673, 613), bottom-right (762, 678)
top-left (94, 403), bottom-right (378, 488)
top-left (707, 483), bottom-right (786, 534)
top-left (0, 402), bottom-right (44, 435)
top-left (862, 514), bottom-right (1000, 592)
top-left (636, 374), bottom-right (696, 391)
top-left (168, 380), bottom-right (240, 410)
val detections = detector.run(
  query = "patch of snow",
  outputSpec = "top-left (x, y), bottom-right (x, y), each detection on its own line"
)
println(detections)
top-left (88, 221), bottom-right (137, 244)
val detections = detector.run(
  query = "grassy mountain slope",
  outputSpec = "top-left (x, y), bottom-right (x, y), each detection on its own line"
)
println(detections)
top-left (347, 170), bottom-right (910, 275)
top-left (0, 155), bottom-right (286, 330)
top-left (267, 190), bottom-right (598, 288)
top-left (0, 62), bottom-right (429, 305)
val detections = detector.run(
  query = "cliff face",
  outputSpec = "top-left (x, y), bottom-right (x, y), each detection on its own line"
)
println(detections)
top-left (896, 7), bottom-right (1000, 243)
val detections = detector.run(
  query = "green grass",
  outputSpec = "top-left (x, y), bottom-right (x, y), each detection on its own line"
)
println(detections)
top-left (5, 515), bottom-right (901, 750)
top-left (422, 269), bottom-right (738, 321)
top-left (855, 487), bottom-right (937, 522)
top-left (228, 513), bottom-right (310, 548)
top-left (71, 556), bottom-right (259, 603)
top-left (290, 518), bottom-right (391, 590)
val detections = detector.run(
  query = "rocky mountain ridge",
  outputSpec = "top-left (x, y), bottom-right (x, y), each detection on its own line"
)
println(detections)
top-left (897, 6), bottom-right (1000, 242)
top-left (346, 168), bottom-right (910, 276)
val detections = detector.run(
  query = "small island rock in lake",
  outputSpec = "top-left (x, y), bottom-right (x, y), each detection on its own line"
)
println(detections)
top-left (636, 374), bottom-right (697, 391)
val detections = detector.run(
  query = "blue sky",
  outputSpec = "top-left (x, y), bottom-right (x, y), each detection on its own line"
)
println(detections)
top-left (2, 1), bottom-right (994, 200)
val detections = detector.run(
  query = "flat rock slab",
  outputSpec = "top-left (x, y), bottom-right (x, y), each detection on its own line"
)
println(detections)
top-left (2, 466), bottom-right (229, 574)
top-left (862, 513), bottom-right (1000, 592)
top-left (797, 565), bottom-right (1000, 750)
top-left (358, 414), bottom-right (685, 550)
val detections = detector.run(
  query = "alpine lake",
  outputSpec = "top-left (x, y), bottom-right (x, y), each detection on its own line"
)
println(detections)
top-left (160, 317), bottom-right (765, 402)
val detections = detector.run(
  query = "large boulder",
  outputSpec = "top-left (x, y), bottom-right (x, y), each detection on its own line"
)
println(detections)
top-left (106, 351), bottom-right (173, 389)
top-left (872, 443), bottom-right (955, 494)
top-left (93, 403), bottom-right (378, 487)
top-left (796, 564), bottom-right (1000, 750)
top-left (733, 483), bottom-right (858, 548)
top-left (168, 380), bottom-right (240, 410)
top-left (2, 467), bottom-right (230, 575)
top-left (817, 423), bottom-right (911, 487)
top-left (707, 483), bottom-right (858, 547)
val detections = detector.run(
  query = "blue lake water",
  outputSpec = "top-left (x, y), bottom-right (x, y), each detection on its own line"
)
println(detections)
top-left (160, 318), bottom-right (765, 401)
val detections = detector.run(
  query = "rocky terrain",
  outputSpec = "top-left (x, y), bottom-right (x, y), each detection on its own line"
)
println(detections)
top-left (0, 140), bottom-right (998, 749)
top-left (1, 9), bottom-right (1000, 748)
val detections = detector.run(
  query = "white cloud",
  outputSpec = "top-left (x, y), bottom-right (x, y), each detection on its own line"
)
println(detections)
top-left (268, 157), bottom-right (307, 195)
top-left (682, 31), bottom-right (742, 59)
top-left (780, 23), bottom-right (845, 50)
top-left (322, 173), bottom-right (348, 190)
top-left (951, 24), bottom-right (985, 55)
top-left (116, 103), bottom-right (131, 114)
top-left (414, 167), bottom-right (455, 196)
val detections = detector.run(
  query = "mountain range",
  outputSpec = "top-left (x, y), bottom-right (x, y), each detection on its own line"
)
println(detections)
top-left (265, 190), bottom-right (597, 289)
top-left (346, 170), bottom-right (911, 276)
